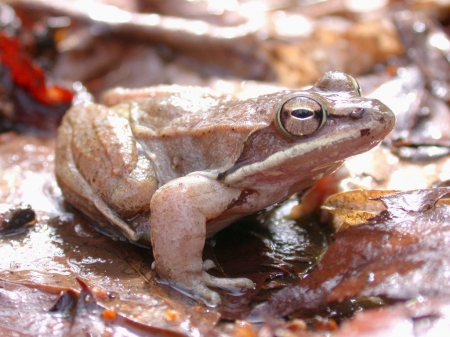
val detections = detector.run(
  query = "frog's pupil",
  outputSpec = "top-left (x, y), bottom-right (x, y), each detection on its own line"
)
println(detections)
top-left (292, 108), bottom-right (314, 119)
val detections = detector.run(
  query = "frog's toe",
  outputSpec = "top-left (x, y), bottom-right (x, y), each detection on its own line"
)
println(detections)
top-left (203, 259), bottom-right (216, 270)
top-left (202, 271), bottom-right (254, 290)
top-left (191, 284), bottom-right (221, 306)
top-left (202, 260), bottom-right (254, 289)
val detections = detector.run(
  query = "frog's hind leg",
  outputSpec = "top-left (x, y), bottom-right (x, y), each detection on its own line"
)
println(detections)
top-left (55, 103), bottom-right (158, 241)
top-left (56, 167), bottom-right (140, 241)
top-left (56, 125), bottom-right (138, 240)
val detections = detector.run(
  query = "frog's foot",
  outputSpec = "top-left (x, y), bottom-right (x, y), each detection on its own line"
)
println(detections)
top-left (183, 260), bottom-right (253, 306)
top-left (152, 261), bottom-right (222, 306)
top-left (185, 283), bottom-right (222, 307)
top-left (160, 260), bottom-right (254, 306)
top-left (202, 259), bottom-right (255, 290)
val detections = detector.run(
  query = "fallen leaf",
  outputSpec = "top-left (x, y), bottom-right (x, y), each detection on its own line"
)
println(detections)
top-left (252, 188), bottom-right (450, 319)
top-left (321, 190), bottom-right (394, 230)
top-left (335, 297), bottom-right (450, 337)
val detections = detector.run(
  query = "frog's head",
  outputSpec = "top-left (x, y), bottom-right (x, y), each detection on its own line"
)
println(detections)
top-left (276, 71), bottom-right (389, 139)
top-left (220, 71), bottom-right (395, 192)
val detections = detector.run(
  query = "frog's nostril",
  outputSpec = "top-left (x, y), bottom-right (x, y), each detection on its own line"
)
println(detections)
top-left (350, 108), bottom-right (365, 119)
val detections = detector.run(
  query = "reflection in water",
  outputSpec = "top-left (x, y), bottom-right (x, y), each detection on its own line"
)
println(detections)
top-left (0, 221), bottom-right (71, 281)
top-left (260, 200), bottom-right (330, 267)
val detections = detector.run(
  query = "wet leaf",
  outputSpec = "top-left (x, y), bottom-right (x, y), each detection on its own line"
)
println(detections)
top-left (0, 280), bottom-right (68, 336)
top-left (321, 190), bottom-right (394, 230)
top-left (387, 12), bottom-right (450, 160)
top-left (335, 298), bottom-right (450, 337)
top-left (253, 188), bottom-right (450, 319)
top-left (0, 278), bottom-right (186, 336)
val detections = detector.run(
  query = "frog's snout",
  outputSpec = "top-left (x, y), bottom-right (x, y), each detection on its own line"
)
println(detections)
top-left (344, 97), bottom-right (395, 142)
top-left (372, 99), bottom-right (396, 132)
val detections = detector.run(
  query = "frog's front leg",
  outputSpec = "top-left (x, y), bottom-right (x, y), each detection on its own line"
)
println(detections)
top-left (150, 174), bottom-right (254, 306)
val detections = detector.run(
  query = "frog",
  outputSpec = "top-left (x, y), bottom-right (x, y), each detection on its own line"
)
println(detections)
top-left (55, 71), bottom-right (395, 306)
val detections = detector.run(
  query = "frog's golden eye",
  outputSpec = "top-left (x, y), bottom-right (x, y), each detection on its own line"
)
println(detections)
top-left (277, 96), bottom-right (326, 137)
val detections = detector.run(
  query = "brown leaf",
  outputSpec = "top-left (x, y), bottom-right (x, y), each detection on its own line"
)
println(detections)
top-left (335, 298), bottom-right (450, 337)
top-left (252, 188), bottom-right (450, 318)
top-left (322, 190), bottom-right (394, 230)
top-left (0, 278), bottom-right (185, 337)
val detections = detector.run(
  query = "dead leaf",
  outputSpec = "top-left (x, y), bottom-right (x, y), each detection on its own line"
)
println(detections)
top-left (321, 190), bottom-right (395, 230)
top-left (335, 297), bottom-right (450, 337)
top-left (252, 188), bottom-right (450, 319)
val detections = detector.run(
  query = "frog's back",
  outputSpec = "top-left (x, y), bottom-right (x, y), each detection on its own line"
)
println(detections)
top-left (107, 86), bottom-right (288, 183)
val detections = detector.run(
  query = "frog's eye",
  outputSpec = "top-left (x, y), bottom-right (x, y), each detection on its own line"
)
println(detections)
top-left (277, 96), bottom-right (326, 137)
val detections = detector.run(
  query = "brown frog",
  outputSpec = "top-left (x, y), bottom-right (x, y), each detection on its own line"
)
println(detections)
top-left (55, 71), bottom-right (395, 305)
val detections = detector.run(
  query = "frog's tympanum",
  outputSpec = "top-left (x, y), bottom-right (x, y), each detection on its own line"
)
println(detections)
top-left (55, 71), bottom-right (395, 305)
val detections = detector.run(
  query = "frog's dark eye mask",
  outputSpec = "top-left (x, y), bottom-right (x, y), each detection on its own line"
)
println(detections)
top-left (276, 95), bottom-right (327, 137)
